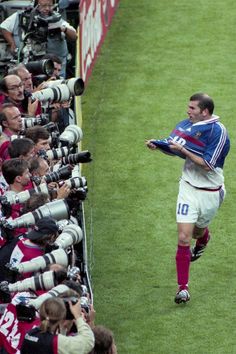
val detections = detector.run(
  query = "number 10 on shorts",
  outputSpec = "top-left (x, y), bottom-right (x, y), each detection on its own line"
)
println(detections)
top-left (177, 203), bottom-right (189, 215)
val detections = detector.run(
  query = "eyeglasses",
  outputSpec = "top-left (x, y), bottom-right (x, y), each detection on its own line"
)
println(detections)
top-left (7, 82), bottom-right (24, 91)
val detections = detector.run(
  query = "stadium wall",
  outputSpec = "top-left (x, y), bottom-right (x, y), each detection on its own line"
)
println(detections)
top-left (75, 0), bottom-right (120, 125)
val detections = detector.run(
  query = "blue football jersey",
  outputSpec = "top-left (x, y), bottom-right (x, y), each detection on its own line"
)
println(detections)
top-left (153, 116), bottom-right (230, 169)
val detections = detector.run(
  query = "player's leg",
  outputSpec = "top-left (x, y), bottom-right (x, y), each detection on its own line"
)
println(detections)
top-left (175, 222), bottom-right (193, 304)
top-left (175, 180), bottom-right (198, 303)
top-left (191, 226), bottom-right (210, 262)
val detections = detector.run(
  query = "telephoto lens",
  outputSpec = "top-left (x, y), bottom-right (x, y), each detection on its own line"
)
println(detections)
top-left (54, 224), bottom-right (83, 249)
top-left (0, 183), bottom-right (49, 205)
top-left (28, 284), bottom-right (71, 309)
top-left (65, 176), bottom-right (87, 189)
top-left (3, 199), bottom-right (70, 229)
top-left (7, 270), bottom-right (56, 293)
top-left (61, 151), bottom-right (92, 165)
top-left (46, 146), bottom-right (71, 160)
top-left (22, 115), bottom-right (49, 129)
top-left (44, 165), bottom-right (73, 184)
top-left (59, 125), bottom-right (83, 147)
top-left (25, 59), bottom-right (54, 76)
top-left (31, 84), bottom-right (76, 103)
top-left (15, 248), bottom-right (69, 274)
top-left (45, 77), bottom-right (84, 96)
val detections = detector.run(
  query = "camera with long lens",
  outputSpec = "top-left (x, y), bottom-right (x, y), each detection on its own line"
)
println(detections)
top-left (25, 59), bottom-right (54, 76)
top-left (65, 176), bottom-right (87, 189)
top-left (0, 271), bottom-right (57, 295)
top-left (59, 125), bottom-right (83, 147)
top-left (7, 248), bottom-right (69, 275)
top-left (1, 199), bottom-right (70, 229)
top-left (0, 269), bottom-right (68, 304)
top-left (28, 284), bottom-right (71, 310)
top-left (54, 224), bottom-right (83, 249)
top-left (0, 183), bottom-right (50, 206)
top-left (61, 151), bottom-right (92, 165)
top-left (31, 81), bottom-right (84, 103)
top-left (22, 114), bottom-right (49, 129)
top-left (14, 284), bottom-right (72, 320)
top-left (30, 77), bottom-right (84, 104)
top-left (44, 146), bottom-right (71, 160)
top-left (44, 165), bottom-right (73, 184)
top-left (45, 78), bottom-right (85, 96)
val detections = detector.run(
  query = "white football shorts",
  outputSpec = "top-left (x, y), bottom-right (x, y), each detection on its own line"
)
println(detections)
top-left (176, 179), bottom-right (225, 228)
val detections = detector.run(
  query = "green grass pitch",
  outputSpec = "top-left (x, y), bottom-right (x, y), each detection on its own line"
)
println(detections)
top-left (81, 0), bottom-right (236, 353)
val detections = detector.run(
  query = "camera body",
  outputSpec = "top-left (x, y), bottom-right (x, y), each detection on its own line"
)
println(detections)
top-left (63, 295), bottom-right (79, 319)
top-left (19, 8), bottom-right (63, 62)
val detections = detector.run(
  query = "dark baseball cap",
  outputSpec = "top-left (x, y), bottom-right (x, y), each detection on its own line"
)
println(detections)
top-left (27, 217), bottom-right (59, 241)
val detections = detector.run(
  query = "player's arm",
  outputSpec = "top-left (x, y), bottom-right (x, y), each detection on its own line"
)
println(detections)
top-left (169, 140), bottom-right (210, 171)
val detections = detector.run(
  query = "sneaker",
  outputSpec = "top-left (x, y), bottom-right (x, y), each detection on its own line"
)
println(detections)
top-left (190, 244), bottom-right (207, 262)
top-left (174, 289), bottom-right (190, 304)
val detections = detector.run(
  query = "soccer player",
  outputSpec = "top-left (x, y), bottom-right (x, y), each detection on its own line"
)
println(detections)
top-left (146, 92), bottom-right (230, 304)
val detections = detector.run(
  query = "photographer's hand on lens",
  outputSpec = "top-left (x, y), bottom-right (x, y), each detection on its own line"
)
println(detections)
top-left (28, 98), bottom-right (40, 116)
top-left (56, 183), bottom-right (71, 199)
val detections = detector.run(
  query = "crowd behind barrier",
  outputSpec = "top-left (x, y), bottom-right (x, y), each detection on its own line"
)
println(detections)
top-left (0, 1), bottom-right (117, 353)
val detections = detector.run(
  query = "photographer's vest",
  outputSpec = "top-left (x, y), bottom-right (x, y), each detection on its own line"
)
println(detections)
top-left (21, 327), bottom-right (58, 354)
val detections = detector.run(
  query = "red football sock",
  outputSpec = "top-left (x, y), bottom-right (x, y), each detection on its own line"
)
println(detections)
top-left (196, 227), bottom-right (210, 247)
top-left (176, 244), bottom-right (191, 291)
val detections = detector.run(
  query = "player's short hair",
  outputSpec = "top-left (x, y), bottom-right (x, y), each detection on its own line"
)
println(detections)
top-left (190, 93), bottom-right (214, 115)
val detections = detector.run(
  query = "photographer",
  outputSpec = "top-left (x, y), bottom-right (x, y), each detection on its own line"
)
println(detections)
top-left (0, 75), bottom-right (40, 116)
top-left (21, 296), bottom-right (94, 354)
top-left (8, 138), bottom-right (35, 162)
top-left (0, 0), bottom-right (77, 78)
top-left (89, 326), bottom-right (117, 354)
top-left (0, 104), bottom-right (23, 147)
top-left (0, 104), bottom-right (23, 172)
top-left (8, 64), bottom-right (34, 94)
top-left (1, 158), bottom-right (31, 237)
top-left (25, 126), bottom-right (50, 153)
top-left (43, 53), bottom-right (63, 79)
top-left (9, 216), bottom-right (59, 279)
